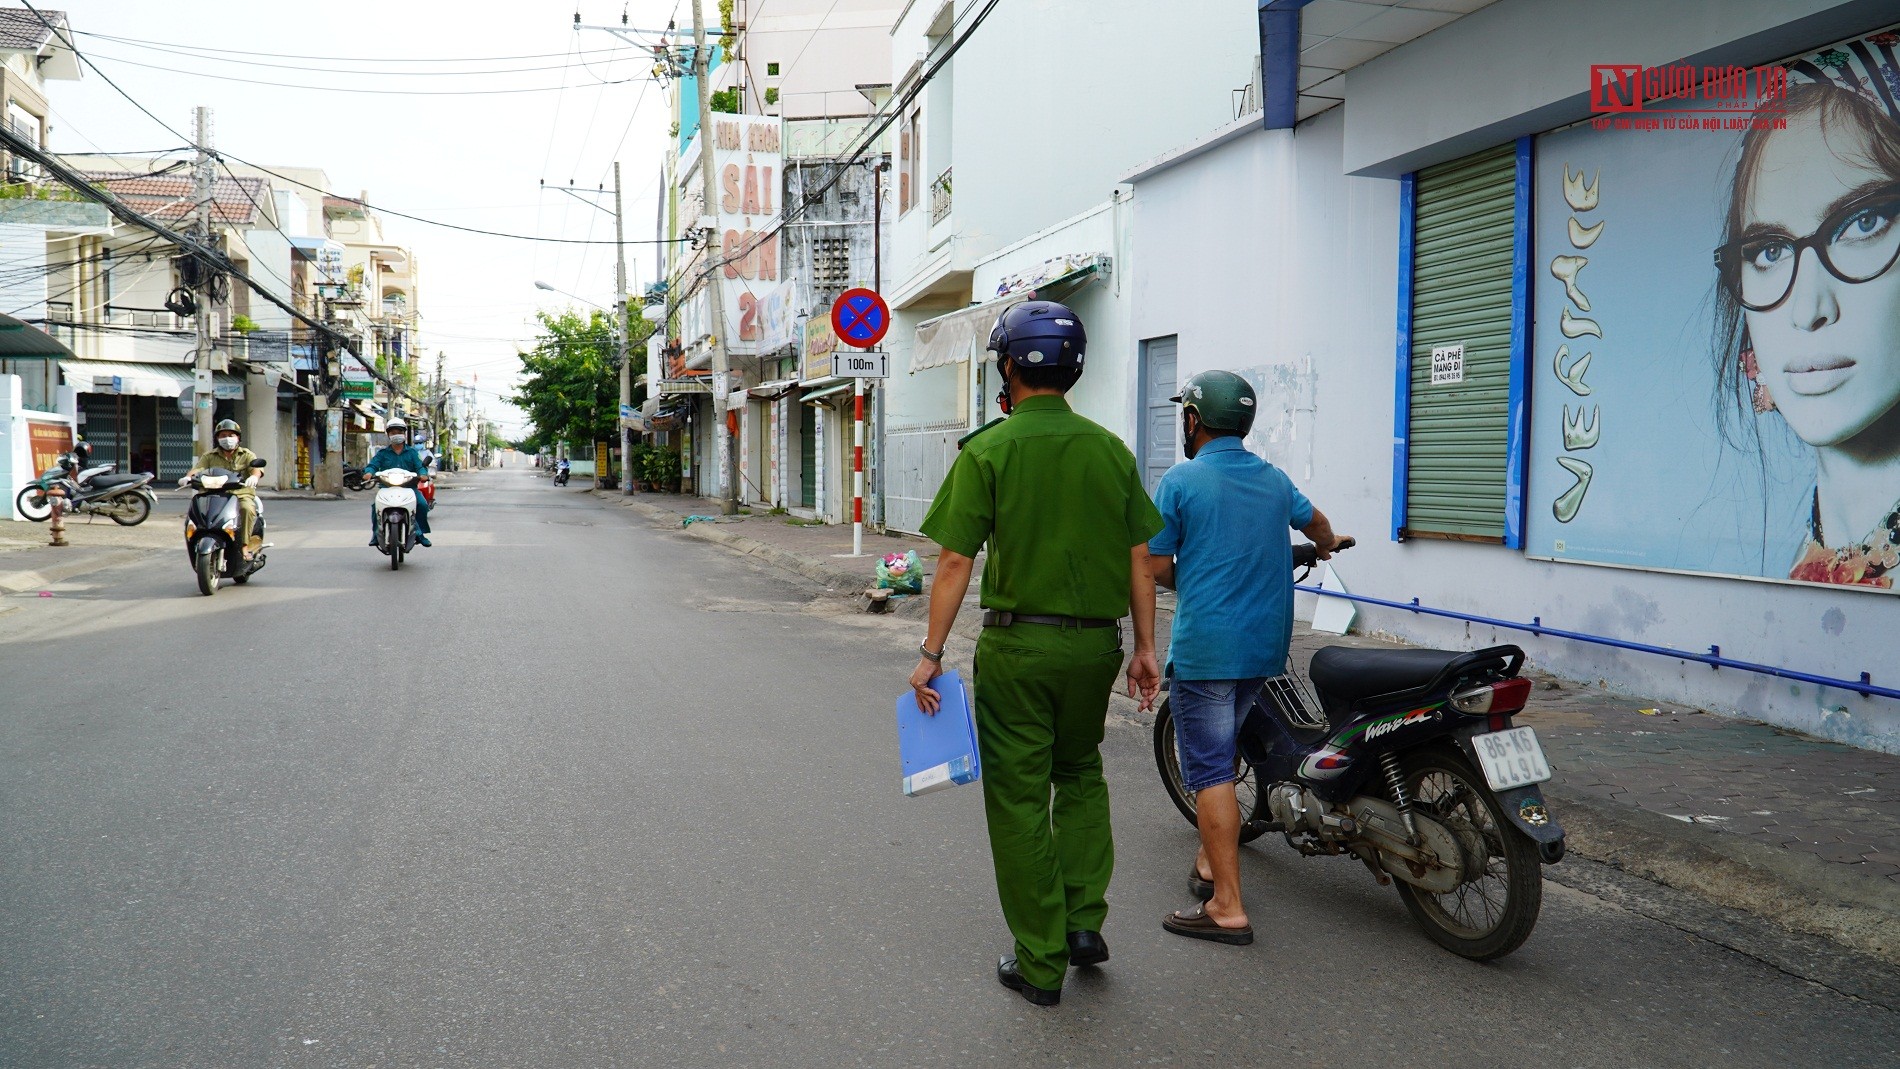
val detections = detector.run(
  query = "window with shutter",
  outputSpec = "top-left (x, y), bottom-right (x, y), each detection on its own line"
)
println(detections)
top-left (1394, 140), bottom-right (1531, 545)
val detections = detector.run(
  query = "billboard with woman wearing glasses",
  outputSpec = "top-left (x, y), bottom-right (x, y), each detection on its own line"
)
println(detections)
top-left (1527, 26), bottom-right (1900, 593)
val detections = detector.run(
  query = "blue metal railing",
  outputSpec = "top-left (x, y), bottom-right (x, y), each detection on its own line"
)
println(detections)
top-left (1295, 583), bottom-right (1898, 701)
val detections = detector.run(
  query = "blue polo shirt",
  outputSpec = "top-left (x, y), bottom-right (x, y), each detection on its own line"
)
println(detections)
top-left (1148, 437), bottom-right (1314, 681)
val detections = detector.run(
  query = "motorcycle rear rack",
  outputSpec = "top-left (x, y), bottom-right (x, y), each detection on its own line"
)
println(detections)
top-left (1259, 670), bottom-right (1328, 733)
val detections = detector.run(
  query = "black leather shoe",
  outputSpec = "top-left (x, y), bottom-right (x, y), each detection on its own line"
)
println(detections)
top-left (1067, 930), bottom-right (1109, 968)
top-left (996, 956), bottom-right (1060, 1006)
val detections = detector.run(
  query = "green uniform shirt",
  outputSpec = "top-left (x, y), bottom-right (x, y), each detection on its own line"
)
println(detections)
top-left (921, 395), bottom-right (1164, 620)
top-left (195, 447), bottom-right (259, 484)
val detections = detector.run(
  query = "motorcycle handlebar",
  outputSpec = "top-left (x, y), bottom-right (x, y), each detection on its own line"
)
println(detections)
top-left (1292, 537), bottom-right (1356, 571)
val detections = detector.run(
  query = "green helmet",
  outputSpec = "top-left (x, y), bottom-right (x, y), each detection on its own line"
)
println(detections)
top-left (215, 418), bottom-right (242, 436)
top-left (1171, 370), bottom-right (1257, 435)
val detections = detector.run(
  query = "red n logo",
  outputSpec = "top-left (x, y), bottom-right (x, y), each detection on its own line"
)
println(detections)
top-left (1590, 65), bottom-right (1643, 112)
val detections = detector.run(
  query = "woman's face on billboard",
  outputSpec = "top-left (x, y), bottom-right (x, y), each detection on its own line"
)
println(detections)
top-left (1742, 113), bottom-right (1900, 451)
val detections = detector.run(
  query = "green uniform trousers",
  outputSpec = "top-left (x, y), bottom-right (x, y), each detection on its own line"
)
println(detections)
top-left (973, 622), bottom-right (1125, 991)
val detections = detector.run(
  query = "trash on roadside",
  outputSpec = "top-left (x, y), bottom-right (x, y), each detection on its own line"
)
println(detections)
top-left (1638, 707), bottom-right (1668, 715)
top-left (682, 515), bottom-right (720, 527)
top-left (875, 550), bottom-right (923, 594)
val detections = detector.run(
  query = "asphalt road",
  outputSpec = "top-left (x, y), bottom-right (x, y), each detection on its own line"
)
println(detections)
top-left (2, 467), bottom-right (1896, 1068)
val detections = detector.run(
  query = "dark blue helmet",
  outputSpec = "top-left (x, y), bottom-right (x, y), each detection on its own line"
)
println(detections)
top-left (987, 300), bottom-right (1086, 369)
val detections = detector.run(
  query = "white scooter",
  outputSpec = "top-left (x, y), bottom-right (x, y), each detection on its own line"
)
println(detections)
top-left (371, 469), bottom-right (426, 570)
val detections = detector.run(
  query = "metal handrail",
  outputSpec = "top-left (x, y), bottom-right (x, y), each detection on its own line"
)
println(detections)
top-left (1294, 583), bottom-right (1898, 701)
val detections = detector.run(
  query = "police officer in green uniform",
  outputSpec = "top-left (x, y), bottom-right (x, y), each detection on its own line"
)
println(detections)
top-left (909, 300), bottom-right (1165, 1007)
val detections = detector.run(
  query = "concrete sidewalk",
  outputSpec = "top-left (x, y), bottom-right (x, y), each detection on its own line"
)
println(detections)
top-left (595, 488), bottom-right (1900, 963)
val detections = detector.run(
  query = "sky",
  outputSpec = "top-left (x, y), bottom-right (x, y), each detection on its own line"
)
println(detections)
top-left (45, 0), bottom-right (691, 440)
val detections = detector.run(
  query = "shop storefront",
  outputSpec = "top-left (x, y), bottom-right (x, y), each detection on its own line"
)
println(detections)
top-left (1126, 1), bottom-right (1900, 748)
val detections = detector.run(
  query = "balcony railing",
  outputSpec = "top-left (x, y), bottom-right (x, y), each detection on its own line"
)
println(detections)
top-left (929, 166), bottom-right (953, 225)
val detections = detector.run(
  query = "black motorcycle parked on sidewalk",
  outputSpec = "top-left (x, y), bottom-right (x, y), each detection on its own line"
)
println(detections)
top-left (182, 460), bottom-right (270, 596)
top-left (1153, 540), bottom-right (1564, 961)
top-left (343, 464), bottom-right (371, 492)
top-left (14, 446), bottom-right (156, 525)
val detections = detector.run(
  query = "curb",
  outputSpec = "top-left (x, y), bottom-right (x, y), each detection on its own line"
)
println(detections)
top-left (603, 494), bottom-right (873, 592)
top-left (1543, 789), bottom-right (1900, 965)
top-left (0, 547), bottom-right (156, 595)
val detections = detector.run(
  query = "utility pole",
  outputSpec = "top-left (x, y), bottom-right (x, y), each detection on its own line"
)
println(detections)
top-left (191, 106), bottom-right (216, 454)
top-left (434, 350), bottom-right (446, 468)
top-left (691, 0), bottom-right (737, 515)
top-left (614, 161), bottom-right (634, 495)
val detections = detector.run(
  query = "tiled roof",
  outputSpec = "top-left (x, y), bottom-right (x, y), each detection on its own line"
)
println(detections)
top-left (0, 8), bottom-right (64, 52)
top-left (76, 169), bottom-right (269, 227)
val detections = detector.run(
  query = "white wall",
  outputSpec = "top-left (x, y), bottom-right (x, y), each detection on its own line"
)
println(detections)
top-left (969, 198), bottom-right (1133, 439)
top-left (741, 0), bottom-right (899, 119)
top-left (1129, 106), bottom-right (1898, 752)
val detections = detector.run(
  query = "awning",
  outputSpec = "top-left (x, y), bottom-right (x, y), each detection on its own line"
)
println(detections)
top-left (802, 382), bottom-right (853, 404)
top-left (909, 293), bottom-right (1028, 373)
top-left (748, 378), bottom-right (798, 399)
top-left (0, 313), bottom-right (77, 358)
top-left (59, 360), bottom-right (244, 398)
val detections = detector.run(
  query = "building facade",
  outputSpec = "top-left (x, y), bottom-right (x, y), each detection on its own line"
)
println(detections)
top-left (1124, 0), bottom-right (1900, 749)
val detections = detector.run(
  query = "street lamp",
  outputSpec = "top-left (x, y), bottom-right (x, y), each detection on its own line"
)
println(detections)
top-left (534, 280), bottom-right (611, 312)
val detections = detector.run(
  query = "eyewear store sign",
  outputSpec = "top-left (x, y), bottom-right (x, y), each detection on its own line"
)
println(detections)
top-left (1527, 26), bottom-right (1900, 593)
top-left (681, 115), bottom-right (783, 355)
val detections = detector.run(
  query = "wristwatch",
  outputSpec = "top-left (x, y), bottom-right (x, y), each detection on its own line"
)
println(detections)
top-left (918, 642), bottom-right (944, 663)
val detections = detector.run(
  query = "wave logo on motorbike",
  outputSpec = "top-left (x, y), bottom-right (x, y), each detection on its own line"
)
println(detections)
top-left (1349, 705), bottom-right (1444, 744)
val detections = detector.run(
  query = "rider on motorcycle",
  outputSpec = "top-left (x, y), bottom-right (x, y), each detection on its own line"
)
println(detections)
top-left (185, 419), bottom-right (263, 558)
top-left (362, 418), bottom-right (432, 547)
top-left (1148, 370), bottom-right (1344, 945)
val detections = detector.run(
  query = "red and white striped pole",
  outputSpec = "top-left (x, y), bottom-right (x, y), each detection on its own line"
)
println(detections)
top-left (852, 376), bottom-right (865, 556)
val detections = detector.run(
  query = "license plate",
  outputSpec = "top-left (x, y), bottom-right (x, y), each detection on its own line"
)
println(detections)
top-left (1473, 726), bottom-right (1552, 791)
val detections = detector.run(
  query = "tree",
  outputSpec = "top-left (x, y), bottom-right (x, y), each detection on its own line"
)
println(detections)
top-left (511, 307), bottom-right (655, 452)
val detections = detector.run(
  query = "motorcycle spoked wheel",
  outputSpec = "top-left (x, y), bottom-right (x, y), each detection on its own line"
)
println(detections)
top-left (1152, 697), bottom-right (1270, 843)
top-left (109, 494), bottom-right (152, 526)
top-left (15, 485), bottom-right (52, 521)
top-left (1392, 744), bottom-right (1543, 961)
top-left (195, 551), bottom-right (220, 596)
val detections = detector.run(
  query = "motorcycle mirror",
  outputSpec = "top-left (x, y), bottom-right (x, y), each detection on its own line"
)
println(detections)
top-left (250, 459), bottom-right (267, 469)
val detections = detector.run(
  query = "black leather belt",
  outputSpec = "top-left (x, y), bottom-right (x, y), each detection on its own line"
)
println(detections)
top-left (981, 611), bottom-right (1118, 629)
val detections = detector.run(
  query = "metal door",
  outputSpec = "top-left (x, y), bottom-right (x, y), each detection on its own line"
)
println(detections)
top-left (1137, 335), bottom-right (1178, 493)
top-left (1405, 142), bottom-right (1515, 540)
top-left (799, 403), bottom-right (816, 509)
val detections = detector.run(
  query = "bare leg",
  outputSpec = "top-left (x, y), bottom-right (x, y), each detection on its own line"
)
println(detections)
top-left (1194, 782), bottom-right (1250, 928)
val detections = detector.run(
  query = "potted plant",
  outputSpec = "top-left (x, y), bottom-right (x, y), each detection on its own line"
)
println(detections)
top-left (645, 447), bottom-right (681, 493)
top-left (626, 443), bottom-right (653, 490)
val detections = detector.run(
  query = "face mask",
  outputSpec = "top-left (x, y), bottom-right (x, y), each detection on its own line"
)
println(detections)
top-left (389, 435), bottom-right (407, 447)
top-left (217, 436), bottom-right (238, 451)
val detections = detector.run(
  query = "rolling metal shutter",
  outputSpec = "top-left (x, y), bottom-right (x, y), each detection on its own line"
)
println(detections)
top-left (1404, 143), bottom-right (1516, 541)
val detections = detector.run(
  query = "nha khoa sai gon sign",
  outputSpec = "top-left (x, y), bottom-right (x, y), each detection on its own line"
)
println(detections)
top-left (682, 115), bottom-right (784, 353)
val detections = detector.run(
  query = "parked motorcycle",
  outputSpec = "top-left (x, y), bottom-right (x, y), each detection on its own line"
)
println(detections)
top-left (15, 446), bottom-right (156, 525)
top-left (371, 468), bottom-right (424, 570)
top-left (1152, 540), bottom-right (1563, 961)
top-left (182, 460), bottom-right (270, 596)
top-left (343, 464), bottom-right (371, 492)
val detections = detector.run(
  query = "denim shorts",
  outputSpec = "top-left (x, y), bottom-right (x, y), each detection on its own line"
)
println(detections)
top-left (1172, 677), bottom-right (1268, 793)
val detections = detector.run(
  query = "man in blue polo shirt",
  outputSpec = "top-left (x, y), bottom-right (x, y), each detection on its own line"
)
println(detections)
top-left (1147, 370), bottom-right (1344, 946)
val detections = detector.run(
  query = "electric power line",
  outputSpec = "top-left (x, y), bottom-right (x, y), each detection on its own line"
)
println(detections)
top-left (215, 150), bottom-right (690, 246)
top-left (83, 51), bottom-right (657, 95)
top-left (72, 30), bottom-right (648, 64)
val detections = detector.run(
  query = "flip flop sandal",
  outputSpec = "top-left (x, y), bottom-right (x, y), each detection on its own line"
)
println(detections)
top-left (1163, 903), bottom-right (1254, 946)
top-left (1189, 867), bottom-right (1214, 901)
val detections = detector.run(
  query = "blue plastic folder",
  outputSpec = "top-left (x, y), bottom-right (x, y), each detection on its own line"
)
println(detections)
top-left (895, 670), bottom-right (981, 796)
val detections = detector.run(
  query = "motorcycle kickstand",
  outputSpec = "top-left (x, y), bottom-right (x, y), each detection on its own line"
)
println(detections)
top-left (1356, 850), bottom-right (1392, 886)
